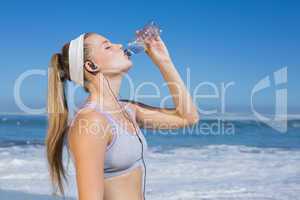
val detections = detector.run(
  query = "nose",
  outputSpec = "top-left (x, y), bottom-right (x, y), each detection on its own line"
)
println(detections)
top-left (117, 43), bottom-right (123, 50)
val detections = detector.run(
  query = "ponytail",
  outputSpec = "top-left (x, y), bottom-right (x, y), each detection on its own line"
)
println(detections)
top-left (46, 53), bottom-right (69, 196)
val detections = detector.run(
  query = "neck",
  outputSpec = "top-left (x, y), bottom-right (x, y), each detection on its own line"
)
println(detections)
top-left (86, 73), bottom-right (124, 113)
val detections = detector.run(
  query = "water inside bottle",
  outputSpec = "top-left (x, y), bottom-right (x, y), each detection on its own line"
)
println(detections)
top-left (124, 21), bottom-right (162, 57)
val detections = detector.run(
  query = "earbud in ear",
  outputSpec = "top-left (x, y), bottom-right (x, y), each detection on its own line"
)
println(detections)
top-left (90, 63), bottom-right (97, 70)
top-left (85, 60), bottom-right (101, 75)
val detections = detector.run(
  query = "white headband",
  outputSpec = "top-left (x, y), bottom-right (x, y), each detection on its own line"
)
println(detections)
top-left (69, 33), bottom-right (86, 86)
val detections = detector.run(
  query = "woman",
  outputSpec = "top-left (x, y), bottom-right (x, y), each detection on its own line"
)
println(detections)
top-left (46, 32), bottom-right (199, 200)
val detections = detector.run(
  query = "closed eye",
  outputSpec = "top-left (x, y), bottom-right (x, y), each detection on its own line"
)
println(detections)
top-left (105, 46), bottom-right (111, 49)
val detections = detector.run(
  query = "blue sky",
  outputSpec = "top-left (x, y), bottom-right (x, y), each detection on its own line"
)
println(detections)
top-left (0, 0), bottom-right (299, 114)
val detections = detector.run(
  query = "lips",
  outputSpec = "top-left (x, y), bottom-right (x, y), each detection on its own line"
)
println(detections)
top-left (123, 50), bottom-right (131, 59)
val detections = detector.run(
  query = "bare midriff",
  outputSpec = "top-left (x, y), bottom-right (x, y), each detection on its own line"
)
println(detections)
top-left (103, 165), bottom-right (144, 200)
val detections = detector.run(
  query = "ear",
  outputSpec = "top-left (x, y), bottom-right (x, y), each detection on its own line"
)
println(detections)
top-left (84, 60), bottom-right (100, 73)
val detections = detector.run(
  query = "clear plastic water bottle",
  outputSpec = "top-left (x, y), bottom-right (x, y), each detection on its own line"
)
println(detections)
top-left (124, 20), bottom-right (162, 57)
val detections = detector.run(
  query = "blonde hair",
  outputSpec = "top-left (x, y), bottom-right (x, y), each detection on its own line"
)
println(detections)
top-left (46, 32), bottom-right (95, 196)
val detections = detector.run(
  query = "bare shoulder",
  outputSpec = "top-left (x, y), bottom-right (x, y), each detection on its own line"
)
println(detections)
top-left (67, 108), bottom-right (113, 158)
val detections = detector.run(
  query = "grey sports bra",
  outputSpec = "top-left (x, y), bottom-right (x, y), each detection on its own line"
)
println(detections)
top-left (67, 101), bottom-right (148, 183)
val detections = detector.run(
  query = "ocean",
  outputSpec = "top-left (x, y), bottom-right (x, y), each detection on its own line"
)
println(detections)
top-left (0, 114), bottom-right (299, 200)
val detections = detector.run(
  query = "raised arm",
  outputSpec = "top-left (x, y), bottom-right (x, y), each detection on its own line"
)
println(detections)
top-left (121, 36), bottom-right (199, 129)
top-left (68, 110), bottom-right (111, 200)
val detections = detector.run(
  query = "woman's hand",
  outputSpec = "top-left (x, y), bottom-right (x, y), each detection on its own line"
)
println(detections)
top-left (144, 36), bottom-right (172, 67)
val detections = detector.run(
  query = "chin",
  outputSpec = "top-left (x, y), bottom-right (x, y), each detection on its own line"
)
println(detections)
top-left (124, 60), bottom-right (133, 69)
